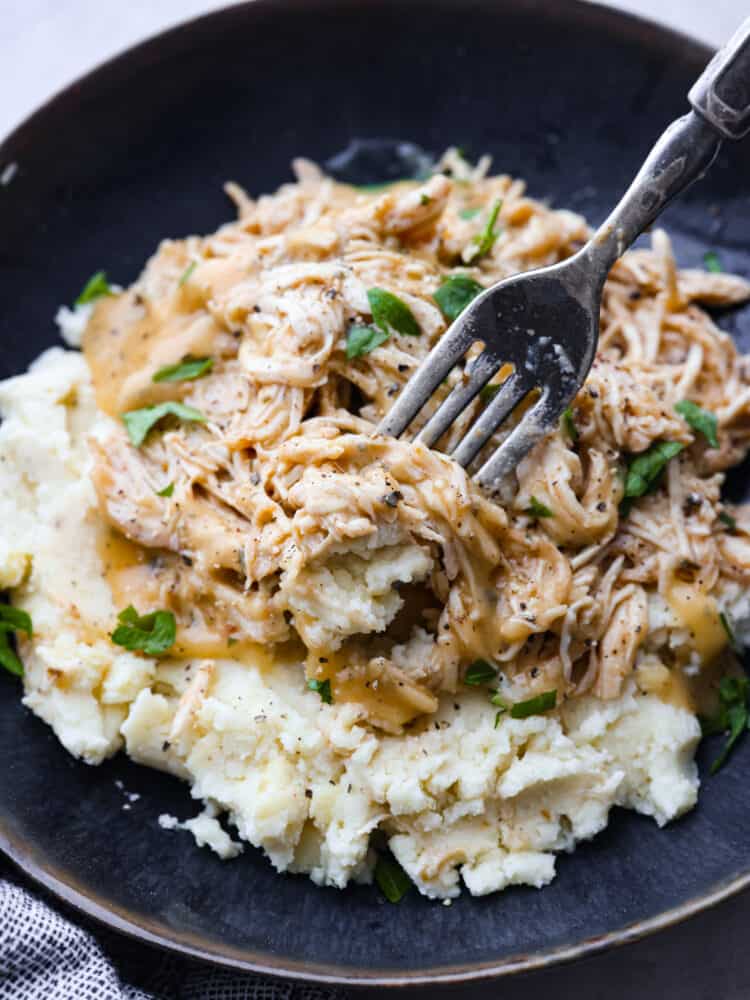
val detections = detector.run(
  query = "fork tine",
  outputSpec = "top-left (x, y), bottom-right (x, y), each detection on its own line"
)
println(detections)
top-left (475, 386), bottom-right (556, 490)
top-left (417, 350), bottom-right (501, 448)
top-left (451, 371), bottom-right (531, 467)
top-left (377, 324), bottom-right (474, 439)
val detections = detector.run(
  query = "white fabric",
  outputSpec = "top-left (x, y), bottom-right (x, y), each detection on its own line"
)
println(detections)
top-left (0, 868), bottom-right (341, 1000)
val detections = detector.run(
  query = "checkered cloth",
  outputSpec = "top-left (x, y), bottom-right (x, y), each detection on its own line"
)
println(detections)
top-left (0, 862), bottom-right (343, 1000)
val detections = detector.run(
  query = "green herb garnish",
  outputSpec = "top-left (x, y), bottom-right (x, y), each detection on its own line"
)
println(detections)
top-left (122, 401), bottom-right (206, 447)
top-left (111, 605), bottom-right (176, 656)
top-left (464, 659), bottom-right (498, 686)
top-left (720, 611), bottom-right (741, 653)
top-left (153, 356), bottom-right (213, 383)
top-left (374, 855), bottom-right (412, 903)
top-left (704, 251), bottom-right (723, 274)
top-left (75, 270), bottom-right (112, 306)
top-left (156, 482), bottom-right (174, 497)
top-left (675, 400), bottom-right (719, 448)
top-left (510, 689), bottom-right (557, 719)
top-left (562, 406), bottom-right (579, 442)
top-left (719, 510), bottom-right (737, 532)
top-left (459, 207), bottom-right (480, 220)
top-left (346, 323), bottom-right (389, 359)
top-left (623, 441), bottom-right (684, 500)
top-left (0, 605), bottom-right (32, 677)
top-left (526, 496), bottom-right (553, 519)
top-left (307, 678), bottom-right (333, 704)
top-left (420, 193), bottom-right (431, 206)
top-left (433, 275), bottom-right (484, 322)
top-left (479, 383), bottom-right (502, 403)
top-left (702, 675), bottom-right (749, 774)
top-left (367, 287), bottom-right (421, 338)
top-left (466, 199), bottom-right (502, 263)
top-left (179, 261), bottom-right (198, 286)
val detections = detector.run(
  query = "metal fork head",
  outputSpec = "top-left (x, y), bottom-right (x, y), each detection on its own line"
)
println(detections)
top-left (377, 251), bottom-right (600, 495)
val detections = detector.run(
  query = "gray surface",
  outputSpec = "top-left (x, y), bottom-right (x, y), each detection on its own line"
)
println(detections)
top-left (2, 2), bottom-right (750, 998)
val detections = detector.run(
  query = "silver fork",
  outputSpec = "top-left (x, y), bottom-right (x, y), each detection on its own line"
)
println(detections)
top-left (378, 17), bottom-right (750, 495)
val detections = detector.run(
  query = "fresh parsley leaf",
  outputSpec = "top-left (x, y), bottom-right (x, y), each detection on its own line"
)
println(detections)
top-left (420, 193), bottom-right (431, 206)
top-left (710, 703), bottom-right (747, 773)
top-left (464, 659), bottom-right (498, 685)
top-left (346, 323), bottom-right (389, 359)
top-left (307, 678), bottom-right (333, 704)
top-left (111, 605), bottom-right (176, 656)
top-left (526, 496), bottom-right (553, 519)
top-left (720, 611), bottom-right (741, 653)
top-left (75, 270), bottom-right (112, 306)
top-left (704, 250), bottom-right (723, 274)
top-left (623, 441), bottom-right (684, 500)
top-left (153, 356), bottom-right (213, 383)
top-left (509, 689), bottom-right (557, 719)
top-left (719, 510), bottom-right (737, 532)
top-left (459, 207), bottom-right (480, 220)
top-left (156, 482), bottom-right (174, 497)
top-left (562, 406), bottom-right (579, 442)
top-left (675, 400), bottom-right (719, 448)
top-left (466, 199), bottom-right (502, 263)
top-left (179, 261), bottom-right (198, 286)
top-left (367, 287), bottom-right (421, 338)
top-left (0, 605), bottom-right (33, 637)
top-left (433, 275), bottom-right (484, 322)
top-left (0, 604), bottom-right (32, 677)
top-left (479, 383), bottom-right (502, 403)
top-left (374, 854), bottom-right (412, 903)
top-left (122, 401), bottom-right (206, 447)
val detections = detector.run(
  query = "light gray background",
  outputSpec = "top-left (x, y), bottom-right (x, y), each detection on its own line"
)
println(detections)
top-left (2, 1), bottom-right (750, 998)
top-left (0, 0), bottom-right (746, 139)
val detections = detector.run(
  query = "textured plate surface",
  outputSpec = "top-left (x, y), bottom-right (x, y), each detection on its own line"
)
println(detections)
top-left (1, 0), bottom-right (750, 986)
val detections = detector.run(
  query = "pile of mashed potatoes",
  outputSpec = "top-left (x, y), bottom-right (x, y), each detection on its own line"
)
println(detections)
top-left (2, 150), bottom-right (750, 898)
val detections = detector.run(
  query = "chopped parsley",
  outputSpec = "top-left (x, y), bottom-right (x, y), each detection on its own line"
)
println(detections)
top-left (720, 610), bottom-right (741, 654)
top-left (459, 207), bottom-right (480, 220)
top-left (675, 400), bottom-right (718, 448)
top-left (374, 854), bottom-right (412, 903)
top-left (156, 482), bottom-right (174, 497)
top-left (420, 193), bottom-right (431, 206)
top-left (464, 659), bottom-right (498, 686)
top-left (623, 440), bottom-right (684, 501)
top-left (307, 678), bottom-right (333, 704)
top-left (701, 675), bottom-right (749, 774)
top-left (526, 496), bottom-right (553, 519)
top-left (346, 323), bottom-right (389, 359)
top-left (153, 356), bottom-right (213, 383)
top-left (719, 510), bottom-right (737, 532)
top-left (179, 261), bottom-right (198, 286)
top-left (509, 689), bottom-right (557, 719)
top-left (0, 604), bottom-right (32, 677)
top-left (466, 199), bottom-right (502, 263)
top-left (122, 401), bottom-right (206, 447)
top-left (75, 270), bottom-right (112, 306)
top-left (479, 383), bottom-right (502, 403)
top-left (704, 250), bottom-right (723, 274)
top-left (433, 275), bottom-right (484, 322)
top-left (111, 605), bottom-right (176, 656)
top-left (367, 287), bottom-right (421, 338)
top-left (562, 406), bottom-right (579, 442)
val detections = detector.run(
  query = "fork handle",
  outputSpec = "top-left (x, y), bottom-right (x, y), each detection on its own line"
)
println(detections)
top-left (585, 17), bottom-right (750, 276)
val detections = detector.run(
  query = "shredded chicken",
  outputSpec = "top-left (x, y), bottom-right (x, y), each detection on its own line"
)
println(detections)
top-left (83, 148), bottom-right (750, 730)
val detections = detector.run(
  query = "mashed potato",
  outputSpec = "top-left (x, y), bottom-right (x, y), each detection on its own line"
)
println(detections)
top-left (2, 151), bottom-right (749, 898)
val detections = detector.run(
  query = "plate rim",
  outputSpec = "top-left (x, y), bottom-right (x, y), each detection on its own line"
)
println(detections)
top-left (2, 0), bottom-right (744, 987)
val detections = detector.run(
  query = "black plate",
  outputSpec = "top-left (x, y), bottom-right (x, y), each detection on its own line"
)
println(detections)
top-left (2, 0), bottom-right (750, 987)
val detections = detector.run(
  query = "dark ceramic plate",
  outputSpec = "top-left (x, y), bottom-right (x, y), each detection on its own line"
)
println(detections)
top-left (2, 0), bottom-right (750, 988)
